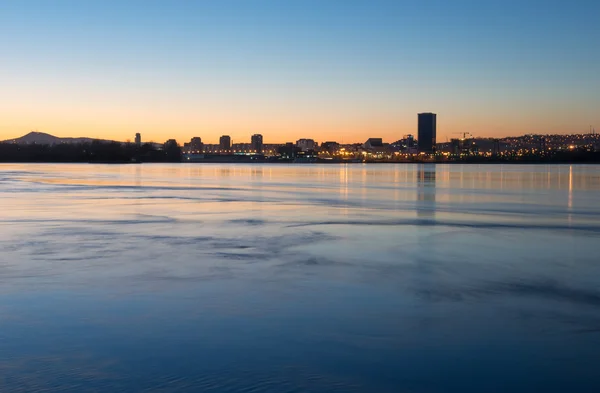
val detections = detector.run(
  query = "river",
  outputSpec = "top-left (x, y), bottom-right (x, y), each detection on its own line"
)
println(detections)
top-left (1, 163), bottom-right (599, 392)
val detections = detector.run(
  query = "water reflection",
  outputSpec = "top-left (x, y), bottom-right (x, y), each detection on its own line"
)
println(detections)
top-left (339, 165), bottom-right (349, 216)
top-left (416, 164), bottom-right (437, 218)
top-left (1, 163), bottom-right (600, 393)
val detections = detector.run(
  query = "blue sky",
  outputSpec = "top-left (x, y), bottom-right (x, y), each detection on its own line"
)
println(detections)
top-left (1, 0), bottom-right (599, 142)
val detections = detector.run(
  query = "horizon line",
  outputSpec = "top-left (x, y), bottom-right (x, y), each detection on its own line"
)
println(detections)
top-left (2, 129), bottom-right (598, 146)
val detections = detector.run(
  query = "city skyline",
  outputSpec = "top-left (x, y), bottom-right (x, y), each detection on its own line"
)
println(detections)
top-left (5, 126), bottom-right (599, 151)
top-left (1, 1), bottom-right (599, 143)
top-left (4, 125), bottom-right (599, 147)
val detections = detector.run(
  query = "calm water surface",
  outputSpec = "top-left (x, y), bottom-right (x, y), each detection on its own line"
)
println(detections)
top-left (1, 163), bottom-right (600, 392)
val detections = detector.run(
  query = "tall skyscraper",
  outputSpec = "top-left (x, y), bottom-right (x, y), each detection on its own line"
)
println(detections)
top-left (251, 134), bottom-right (263, 153)
top-left (418, 113), bottom-right (437, 153)
top-left (219, 135), bottom-right (231, 151)
top-left (135, 133), bottom-right (141, 147)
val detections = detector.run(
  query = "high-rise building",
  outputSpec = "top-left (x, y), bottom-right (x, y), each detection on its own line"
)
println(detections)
top-left (278, 142), bottom-right (300, 159)
top-left (492, 139), bottom-right (501, 156)
top-left (135, 133), bottom-right (141, 147)
top-left (190, 137), bottom-right (203, 153)
top-left (418, 113), bottom-right (437, 153)
top-left (219, 135), bottom-right (231, 151)
top-left (296, 138), bottom-right (317, 152)
top-left (251, 134), bottom-right (263, 153)
top-left (451, 139), bottom-right (461, 155)
top-left (363, 138), bottom-right (383, 149)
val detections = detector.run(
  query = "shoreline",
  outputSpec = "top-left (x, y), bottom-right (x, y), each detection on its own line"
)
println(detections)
top-left (0, 160), bottom-right (598, 165)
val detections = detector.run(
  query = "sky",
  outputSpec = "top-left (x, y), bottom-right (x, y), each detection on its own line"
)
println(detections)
top-left (1, 0), bottom-right (599, 144)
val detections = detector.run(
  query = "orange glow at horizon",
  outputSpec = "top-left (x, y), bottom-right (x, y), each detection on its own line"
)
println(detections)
top-left (1, 1), bottom-right (599, 146)
top-left (1, 112), bottom-right (595, 145)
top-left (1, 77), bottom-right (597, 144)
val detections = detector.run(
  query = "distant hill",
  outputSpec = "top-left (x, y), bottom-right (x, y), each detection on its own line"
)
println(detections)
top-left (3, 131), bottom-right (116, 145)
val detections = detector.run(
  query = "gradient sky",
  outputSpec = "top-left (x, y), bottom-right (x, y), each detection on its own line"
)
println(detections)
top-left (1, 0), bottom-right (599, 144)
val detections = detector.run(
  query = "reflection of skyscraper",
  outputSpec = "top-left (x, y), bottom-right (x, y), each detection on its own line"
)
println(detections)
top-left (415, 165), bottom-right (438, 290)
top-left (418, 113), bottom-right (437, 153)
top-left (219, 135), bottom-right (231, 151)
top-left (417, 164), bottom-right (436, 218)
top-left (251, 134), bottom-right (263, 153)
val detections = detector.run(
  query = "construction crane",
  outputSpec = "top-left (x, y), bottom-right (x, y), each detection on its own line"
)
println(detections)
top-left (452, 132), bottom-right (473, 140)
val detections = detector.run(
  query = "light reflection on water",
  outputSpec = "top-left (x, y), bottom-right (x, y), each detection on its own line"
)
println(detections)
top-left (1, 163), bottom-right (600, 393)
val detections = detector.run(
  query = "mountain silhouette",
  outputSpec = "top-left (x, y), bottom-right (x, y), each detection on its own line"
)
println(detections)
top-left (3, 131), bottom-right (114, 145)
